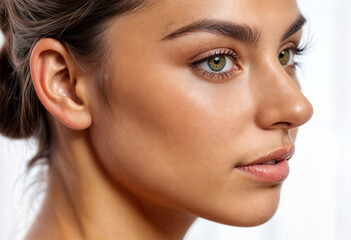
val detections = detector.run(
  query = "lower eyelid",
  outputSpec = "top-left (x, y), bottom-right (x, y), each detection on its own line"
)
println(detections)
top-left (193, 68), bottom-right (237, 83)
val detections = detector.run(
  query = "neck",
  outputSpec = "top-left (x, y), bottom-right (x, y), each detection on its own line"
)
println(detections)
top-left (26, 128), bottom-right (196, 240)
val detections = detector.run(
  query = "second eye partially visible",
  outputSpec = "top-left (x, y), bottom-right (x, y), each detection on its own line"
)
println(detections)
top-left (278, 41), bottom-right (311, 75)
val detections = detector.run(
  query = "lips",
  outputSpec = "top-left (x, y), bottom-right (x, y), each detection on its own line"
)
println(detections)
top-left (235, 146), bottom-right (295, 183)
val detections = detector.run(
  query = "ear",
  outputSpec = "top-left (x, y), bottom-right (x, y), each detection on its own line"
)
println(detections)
top-left (30, 38), bottom-right (92, 130)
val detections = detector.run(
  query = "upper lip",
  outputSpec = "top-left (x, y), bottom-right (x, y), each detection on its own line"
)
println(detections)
top-left (237, 145), bottom-right (295, 167)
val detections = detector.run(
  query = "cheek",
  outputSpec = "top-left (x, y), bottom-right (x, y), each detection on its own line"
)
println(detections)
top-left (90, 59), bottom-right (253, 200)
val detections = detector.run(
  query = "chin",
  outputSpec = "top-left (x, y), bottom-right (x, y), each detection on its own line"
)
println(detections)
top-left (195, 184), bottom-right (282, 227)
top-left (229, 187), bottom-right (281, 227)
top-left (230, 205), bottom-right (279, 227)
top-left (216, 204), bottom-right (280, 227)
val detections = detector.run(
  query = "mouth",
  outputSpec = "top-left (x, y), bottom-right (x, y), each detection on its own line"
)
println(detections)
top-left (235, 146), bottom-right (295, 183)
top-left (257, 160), bottom-right (278, 165)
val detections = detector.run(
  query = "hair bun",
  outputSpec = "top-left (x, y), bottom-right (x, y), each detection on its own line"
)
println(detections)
top-left (0, 1), bottom-right (26, 138)
top-left (0, 0), bottom-right (31, 139)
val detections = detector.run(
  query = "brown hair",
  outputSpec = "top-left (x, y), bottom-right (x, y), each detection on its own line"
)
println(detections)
top-left (0, 0), bottom-right (146, 168)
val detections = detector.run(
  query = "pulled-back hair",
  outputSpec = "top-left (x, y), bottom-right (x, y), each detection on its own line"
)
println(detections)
top-left (0, 0), bottom-right (146, 168)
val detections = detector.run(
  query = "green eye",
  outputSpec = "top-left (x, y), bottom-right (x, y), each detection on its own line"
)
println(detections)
top-left (278, 49), bottom-right (292, 66)
top-left (208, 56), bottom-right (226, 71)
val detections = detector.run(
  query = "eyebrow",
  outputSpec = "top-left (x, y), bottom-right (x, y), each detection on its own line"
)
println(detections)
top-left (162, 15), bottom-right (306, 44)
top-left (163, 19), bottom-right (261, 44)
top-left (281, 15), bottom-right (306, 41)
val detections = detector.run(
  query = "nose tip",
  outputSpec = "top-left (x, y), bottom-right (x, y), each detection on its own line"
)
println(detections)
top-left (290, 100), bottom-right (313, 126)
top-left (255, 81), bottom-right (313, 130)
top-left (269, 96), bottom-right (313, 129)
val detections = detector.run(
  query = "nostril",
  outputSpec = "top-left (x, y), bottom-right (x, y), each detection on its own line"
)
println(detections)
top-left (272, 122), bottom-right (293, 128)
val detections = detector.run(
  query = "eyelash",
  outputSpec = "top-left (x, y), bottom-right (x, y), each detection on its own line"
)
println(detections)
top-left (190, 42), bottom-right (310, 82)
top-left (287, 41), bottom-right (310, 69)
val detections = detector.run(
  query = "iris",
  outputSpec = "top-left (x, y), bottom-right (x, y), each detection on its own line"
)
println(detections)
top-left (208, 56), bottom-right (226, 71)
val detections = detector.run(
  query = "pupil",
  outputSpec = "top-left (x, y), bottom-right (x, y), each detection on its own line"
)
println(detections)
top-left (214, 57), bottom-right (220, 64)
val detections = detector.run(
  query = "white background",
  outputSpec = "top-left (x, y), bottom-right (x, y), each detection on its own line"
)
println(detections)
top-left (1, 0), bottom-right (351, 239)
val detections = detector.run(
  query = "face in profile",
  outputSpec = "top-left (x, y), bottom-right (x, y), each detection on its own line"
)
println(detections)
top-left (86, 0), bottom-right (313, 226)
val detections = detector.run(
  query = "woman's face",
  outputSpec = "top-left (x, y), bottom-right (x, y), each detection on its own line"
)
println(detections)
top-left (89, 0), bottom-right (313, 226)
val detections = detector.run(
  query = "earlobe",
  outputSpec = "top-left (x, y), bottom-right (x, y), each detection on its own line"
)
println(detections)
top-left (30, 38), bottom-right (92, 130)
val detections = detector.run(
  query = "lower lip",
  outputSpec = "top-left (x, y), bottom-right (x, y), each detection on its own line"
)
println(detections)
top-left (235, 159), bottom-right (289, 183)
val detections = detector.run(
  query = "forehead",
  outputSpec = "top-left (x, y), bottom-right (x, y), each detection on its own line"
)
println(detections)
top-left (137, 0), bottom-right (301, 35)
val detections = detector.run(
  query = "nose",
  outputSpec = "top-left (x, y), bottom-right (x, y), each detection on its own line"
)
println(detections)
top-left (253, 64), bottom-right (313, 130)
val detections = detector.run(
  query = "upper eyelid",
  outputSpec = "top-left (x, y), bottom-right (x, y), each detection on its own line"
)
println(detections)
top-left (281, 43), bottom-right (307, 56)
top-left (190, 48), bottom-right (239, 64)
top-left (279, 37), bottom-right (304, 50)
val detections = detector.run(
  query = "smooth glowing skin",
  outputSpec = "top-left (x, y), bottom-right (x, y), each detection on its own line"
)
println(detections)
top-left (27, 0), bottom-right (313, 239)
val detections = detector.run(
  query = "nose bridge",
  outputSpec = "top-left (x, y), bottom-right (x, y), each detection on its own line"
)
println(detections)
top-left (253, 60), bottom-right (313, 130)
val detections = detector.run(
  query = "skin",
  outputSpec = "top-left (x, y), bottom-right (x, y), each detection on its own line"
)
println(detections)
top-left (26, 0), bottom-right (313, 239)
